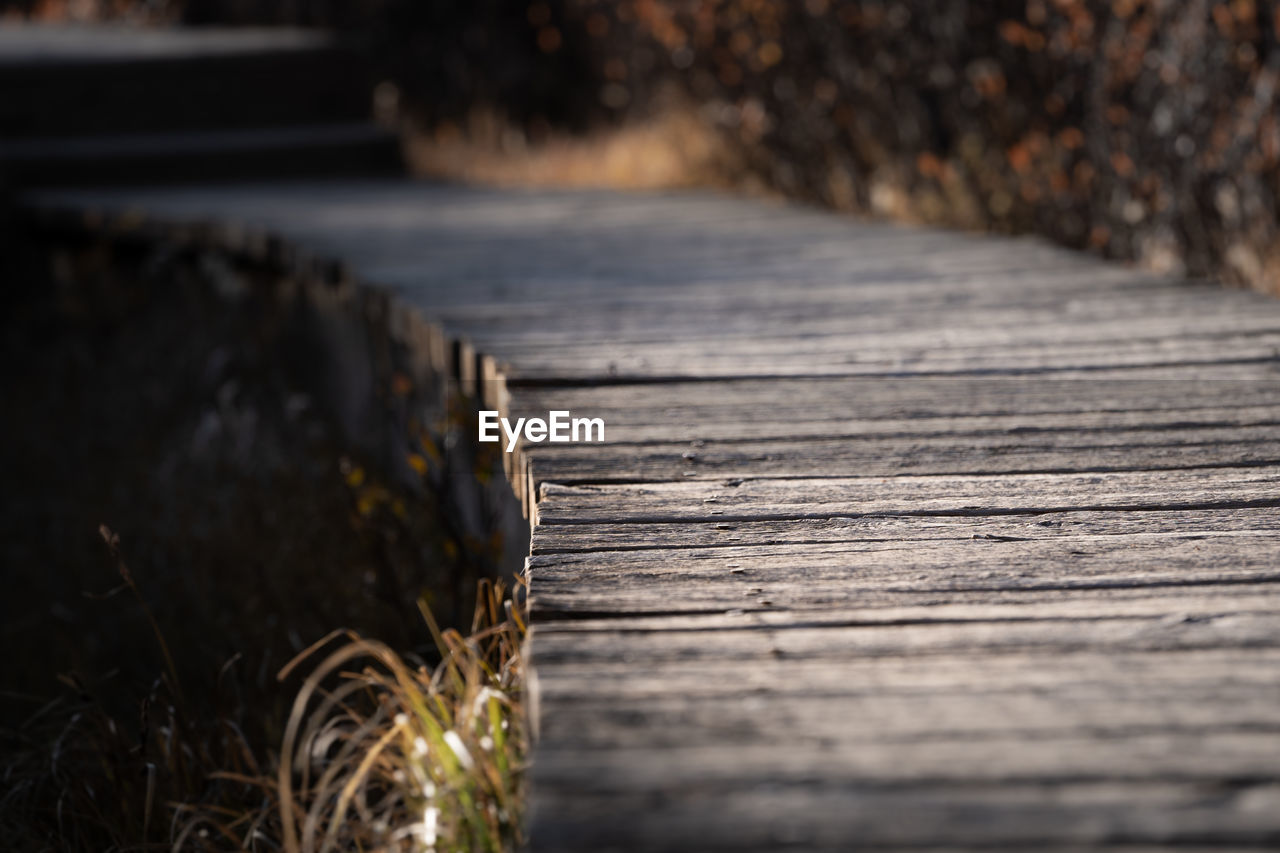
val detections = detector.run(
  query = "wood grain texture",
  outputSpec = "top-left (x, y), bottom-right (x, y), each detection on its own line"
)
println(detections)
top-left (529, 507), bottom-right (1280, 553)
top-left (535, 467), bottom-right (1280, 524)
top-left (26, 181), bottom-right (1280, 850)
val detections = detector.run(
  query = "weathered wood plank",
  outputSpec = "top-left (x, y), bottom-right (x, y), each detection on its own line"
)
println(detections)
top-left (530, 507), bottom-right (1280, 553)
top-left (540, 686), bottom-right (1280, 748)
top-left (535, 647), bottom-right (1280, 697)
top-left (483, 323), bottom-right (1280, 360)
top-left (509, 379), bottom-right (1280, 445)
top-left (534, 584), bottom-right (1280, 627)
top-left (444, 287), bottom-right (1280, 341)
top-left (528, 732), bottom-right (1280, 787)
top-left (489, 339), bottom-right (1280, 380)
top-left (529, 532), bottom-right (1280, 615)
top-left (509, 377), bottom-right (1280, 417)
top-left (529, 782), bottom-right (1280, 851)
top-left (535, 466), bottom-right (1280, 524)
top-left (529, 610), bottom-right (1280, 663)
top-left (524, 424), bottom-right (1280, 484)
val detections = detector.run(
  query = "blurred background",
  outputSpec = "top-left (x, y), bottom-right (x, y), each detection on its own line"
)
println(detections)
top-left (6, 0), bottom-right (1278, 290)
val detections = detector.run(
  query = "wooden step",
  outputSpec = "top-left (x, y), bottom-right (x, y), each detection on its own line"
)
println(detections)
top-left (0, 24), bottom-right (376, 139)
top-left (0, 123), bottom-right (402, 186)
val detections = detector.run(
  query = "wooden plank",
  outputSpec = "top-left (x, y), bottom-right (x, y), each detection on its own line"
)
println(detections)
top-left (539, 686), bottom-right (1280, 747)
top-left (529, 782), bottom-right (1280, 851)
top-left (527, 732), bottom-right (1280, 788)
top-left (441, 288), bottom-right (1280, 342)
top-left (534, 647), bottom-right (1280, 697)
top-left (486, 337), bottom-right (1280, 380)
top-left (530, 507), bottom-right (1280, 554)
top-left (535, 466), bottom-right (1280, 524)
top-left (477, 322), bottom-right (1280, 361)
top-left (533, 582), bottom-right (1280, 623)
top-left (529, 532), bottom-right (1280, 615)
top-left (523, 425), bottom-right (1280, 485)
top-left (508, 380), bottom-right (1280, 444)
top-left (528, 609), bottom-right (1280, 664)
top-left (509, 379), bottom-right (1280, 417)
top-left (445, 312), bottom-right (1280, 367)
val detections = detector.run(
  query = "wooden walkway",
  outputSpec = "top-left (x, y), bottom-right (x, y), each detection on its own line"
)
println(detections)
top-left (0, 24), bottom-right (399, 186)
top-left (29, 180), bottom-right (1280, 850)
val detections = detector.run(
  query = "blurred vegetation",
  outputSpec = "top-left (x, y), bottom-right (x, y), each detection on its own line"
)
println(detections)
top-left (577, 0), bottom-right (1280, 292)
top-left (0, 231), bottom-right (524, 850)
top-left (8, 1), bottom-right (1278, 288)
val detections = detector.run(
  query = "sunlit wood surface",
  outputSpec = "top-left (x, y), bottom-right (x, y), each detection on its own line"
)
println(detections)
top-left (32, 179), bottom-right (1280, 851)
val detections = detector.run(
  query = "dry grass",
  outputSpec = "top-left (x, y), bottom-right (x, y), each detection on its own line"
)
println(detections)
top-left (169, 579), bottom-right (530, 853)
top-left (402, 104), bottom-right (757, 194)
top-left (267, 579), bottom-right (528, 853)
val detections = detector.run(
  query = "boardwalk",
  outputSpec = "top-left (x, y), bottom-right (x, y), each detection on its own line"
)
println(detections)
top-left (28, 180), bottom-right (1280, 850)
